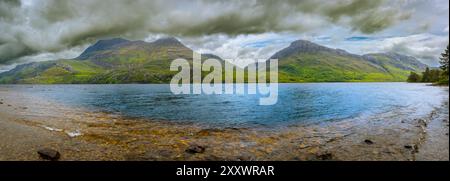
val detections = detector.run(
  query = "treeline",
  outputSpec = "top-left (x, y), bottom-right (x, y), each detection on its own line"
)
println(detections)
top-left (407, 45), bottom-right (449, 85)
top-left (407, 67), bottom-right (443, 83)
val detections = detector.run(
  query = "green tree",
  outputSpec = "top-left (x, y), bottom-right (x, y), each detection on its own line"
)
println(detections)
top-left (439, 45), bottom-right (449, 84)
top-left (407, 72), bottom-right (421, 82)
top-left (440, 45), bottom-right (449, 74)
top-left (429, 69), bottom-right (441, 82)
top-left (421, 67), bottom-right (430, 82)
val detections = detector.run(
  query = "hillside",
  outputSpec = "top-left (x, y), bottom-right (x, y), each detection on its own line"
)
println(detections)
top-left (0, 38), bottom-right (197, 84)
top-left (0, 38), bottom-right (427, 84)
top-left (273, 40), bottom-right (426, 82)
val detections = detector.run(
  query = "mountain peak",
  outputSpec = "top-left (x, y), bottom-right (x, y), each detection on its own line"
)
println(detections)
top-left (270, 39), bottom-right (348, 59)
top-left (78, 38), bottom-right (130, 59)
top-left (151, 37), bottom-right (183, 46)
top-left (289, 40), bottom-right (334, 51)
top-left (97, 37), bottom-right (129, 44)
top-left (290, 39), bottom-right (319, 46)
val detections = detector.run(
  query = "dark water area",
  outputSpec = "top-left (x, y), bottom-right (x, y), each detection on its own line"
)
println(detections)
top-left (2, 83), bottom-right (447, 127)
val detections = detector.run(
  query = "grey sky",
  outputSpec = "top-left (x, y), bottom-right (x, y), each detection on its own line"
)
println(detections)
top-left (0, 0), bottom-right (448, 71)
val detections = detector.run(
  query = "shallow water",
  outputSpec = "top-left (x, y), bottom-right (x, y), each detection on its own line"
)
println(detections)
top-left (1, 83), bottom-right (447, 127)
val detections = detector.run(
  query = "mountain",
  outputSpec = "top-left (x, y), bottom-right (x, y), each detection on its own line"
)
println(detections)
top-left (0, 38), bottom-right (427, 84)
top-left (273, 40), bottom-right (426, 82)
top-left (0, 37), bottom-right (202, 84)
top-left (77, 38), bottom-right (130, 59)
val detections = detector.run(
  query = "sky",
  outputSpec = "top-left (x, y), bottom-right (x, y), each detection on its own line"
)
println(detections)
top-left (0, 0), bottom-right (448, 72)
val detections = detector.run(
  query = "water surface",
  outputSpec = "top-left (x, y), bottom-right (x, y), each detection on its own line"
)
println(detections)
top-left (2, 83), bottom-right (447, 127)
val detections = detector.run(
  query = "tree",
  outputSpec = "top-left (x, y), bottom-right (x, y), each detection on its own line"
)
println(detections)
top-left (407, 72), bottom-right (421, 82)
top-left (421, 67), bottom-right (430, 82)
top-left (429, 69), bottom-right (441, 82)
top-left (440, 45), bottom-right (449, 73)
top-left (439, 45), bottom-right (449, 84)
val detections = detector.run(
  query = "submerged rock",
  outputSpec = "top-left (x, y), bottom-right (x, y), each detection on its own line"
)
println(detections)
top-left (185, 144), bottom-right (206, 154)
top-left (37, 148), bottom-right (60, 161)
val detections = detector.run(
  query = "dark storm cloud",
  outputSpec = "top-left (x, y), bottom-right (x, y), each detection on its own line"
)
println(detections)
top-left (0, 0), bottom-right (415, 64)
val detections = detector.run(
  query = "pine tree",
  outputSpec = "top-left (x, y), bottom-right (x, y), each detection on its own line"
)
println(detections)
top-left (440, 45), bottom-right (449, 75)
top-left (439, 45), bottom-right (449, 84)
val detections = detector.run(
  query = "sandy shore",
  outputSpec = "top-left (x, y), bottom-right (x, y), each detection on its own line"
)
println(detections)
top-left (0, 87), bottom-right (448, 161)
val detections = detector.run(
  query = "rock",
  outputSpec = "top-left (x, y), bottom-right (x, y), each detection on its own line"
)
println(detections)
top-left (364, 139), bottom-right (374, 145)
top-left (158, 150), bottom-right (173, 157)
top-left (316, 152), bottom-right (333, 160)
top-left (196, 128), bottom-right (222, 136)
top-left (204, 155), bottom-right (222, 161)
top-left (404, 144), bottom-right (419, 152)
top-left (0, 101), bottom-right (3, 104)
top-left (185, 144), bottom-right (205, 154)
top-left (37, 148), bottom-right (60, 161)
top-left (237, 154), bottom-right (254, 161)
top-left (418, 119), bottom-right (427, 126)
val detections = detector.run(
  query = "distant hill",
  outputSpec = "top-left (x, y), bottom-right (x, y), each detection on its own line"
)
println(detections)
top-left (273, 40), bottom-right (426, 82)
top-left (0, 38), bottom-right (427, 84)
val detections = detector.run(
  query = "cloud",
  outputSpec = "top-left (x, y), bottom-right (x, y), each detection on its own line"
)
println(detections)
top-left (0, 0), bottom-right (419, 65)
top-left (381, 34), bottom-right (449, 66)
top-left (321, 33), bottom-right (448, 66)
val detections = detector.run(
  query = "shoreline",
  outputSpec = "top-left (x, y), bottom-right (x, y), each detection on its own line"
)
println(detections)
top-left (0, 81), bottom-right (423, 85)
top-left (0, 87), bottom-right (448, 161)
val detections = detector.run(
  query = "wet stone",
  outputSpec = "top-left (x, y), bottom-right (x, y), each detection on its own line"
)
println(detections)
top-left (418, 119), bottom-right (428, 126)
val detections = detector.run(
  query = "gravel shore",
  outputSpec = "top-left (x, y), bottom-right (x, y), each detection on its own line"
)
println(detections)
top-left (0, 87), bottom-right (448, 161)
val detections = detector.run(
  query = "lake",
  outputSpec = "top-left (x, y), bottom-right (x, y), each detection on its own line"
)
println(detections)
top-left (2, 83), bottom-right (448, 127)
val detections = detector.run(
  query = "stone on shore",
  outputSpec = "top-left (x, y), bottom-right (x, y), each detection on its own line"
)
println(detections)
top-left (316, 152), bottom-right (333, 160)
top-left (185, 144), bottom-right (205, 154)
top-left (364, 139), bottom-right (374, 145)
top-left (37, 148), bottom-right (61, 161)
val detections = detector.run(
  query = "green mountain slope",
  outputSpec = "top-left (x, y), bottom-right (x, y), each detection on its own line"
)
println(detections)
top-left (271, 40), bottom-right (426, 82)
top-left (0, 38), bottom-right (198, 83)
top-left (0, 38), bottom-right (427, 84)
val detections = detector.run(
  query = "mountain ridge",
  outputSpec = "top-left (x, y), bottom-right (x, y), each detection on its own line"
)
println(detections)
top-left (0, 37), bottom-right (428, 84)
